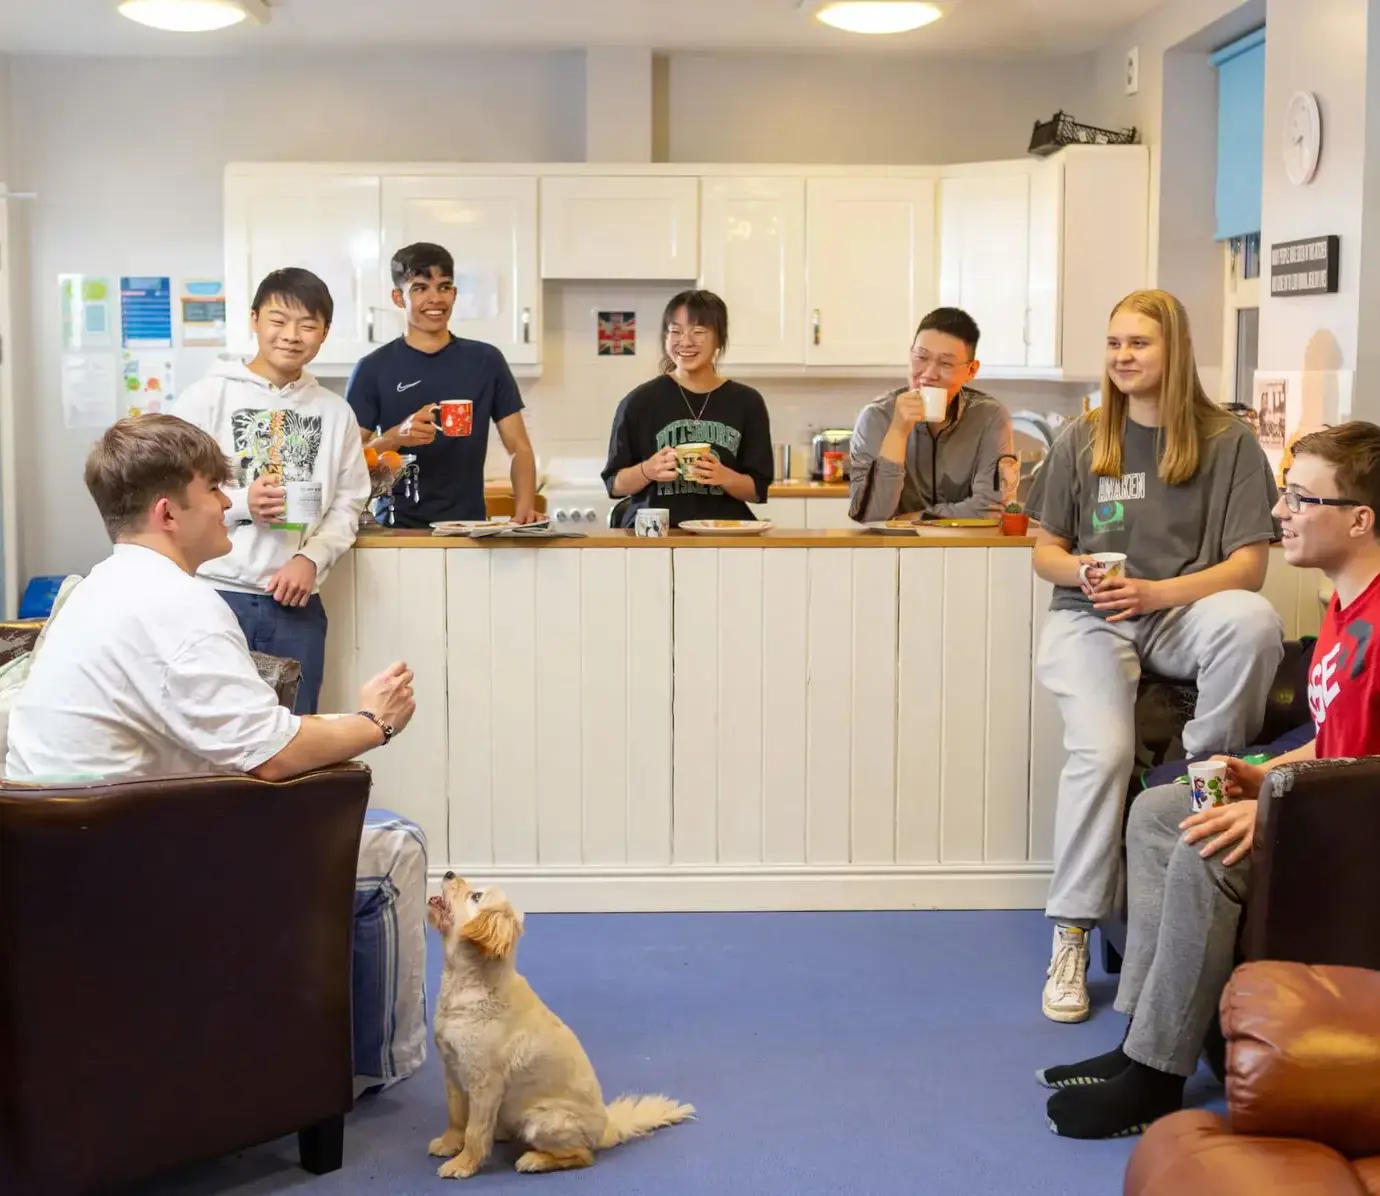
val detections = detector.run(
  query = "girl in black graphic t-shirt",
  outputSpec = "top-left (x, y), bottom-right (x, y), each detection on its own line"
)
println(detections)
top-left (602, 290), bottom-right (774, 528)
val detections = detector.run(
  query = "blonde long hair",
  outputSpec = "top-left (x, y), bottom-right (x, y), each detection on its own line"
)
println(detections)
top-left (1089, 289), bottom-right (1233, 484)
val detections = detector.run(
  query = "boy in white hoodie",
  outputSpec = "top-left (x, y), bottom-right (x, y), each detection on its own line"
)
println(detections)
top-left (175, 268), bottom-right (370, 714)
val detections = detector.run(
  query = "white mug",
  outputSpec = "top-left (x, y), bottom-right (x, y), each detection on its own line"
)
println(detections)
top-left (271, 480), bottom-right (323, 531)
top-left (921, 386), bottom-right (949, 422)
top-left (635, 508), bottom-right (670, 538)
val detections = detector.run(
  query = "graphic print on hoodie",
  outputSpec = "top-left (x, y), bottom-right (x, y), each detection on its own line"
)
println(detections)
top-left (173, 359), bottom-right (371, 595)
top-left (230, 407), bottom-right (324, 486)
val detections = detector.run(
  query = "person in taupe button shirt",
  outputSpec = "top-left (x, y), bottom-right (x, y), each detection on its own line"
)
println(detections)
top-left (849, 307), bottom-right (1018, 522)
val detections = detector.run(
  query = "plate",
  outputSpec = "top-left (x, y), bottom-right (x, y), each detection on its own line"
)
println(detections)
top-left (923, 518), bottom-right (1000, 528)
top-left (431, 517), bottom-right (510, 531)
top-left (864, 520), bottom-right (921, 535)
top-left (679, 520), bottom-right (773, 536)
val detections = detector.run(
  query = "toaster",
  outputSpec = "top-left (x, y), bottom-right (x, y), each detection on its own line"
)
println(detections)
top-left (809, 429), bottom-right (853, 481)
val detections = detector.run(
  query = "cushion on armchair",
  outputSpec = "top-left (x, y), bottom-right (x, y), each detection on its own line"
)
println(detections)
top-left (0, 618), bottom-right (302, 712)
top-left (1223, 962), bottom-right (1380, 1158)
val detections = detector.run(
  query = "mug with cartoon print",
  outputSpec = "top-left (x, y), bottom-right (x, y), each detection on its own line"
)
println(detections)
top-left (1187, 760), bottom-right (1228, 813)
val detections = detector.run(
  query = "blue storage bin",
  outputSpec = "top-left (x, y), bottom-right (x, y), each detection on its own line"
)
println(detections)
top-left (18, 575), bottom-right (70, 620)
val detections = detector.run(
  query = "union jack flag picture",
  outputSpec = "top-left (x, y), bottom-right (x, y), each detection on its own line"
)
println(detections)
top-left (598, 310), bottom-right (636, 356)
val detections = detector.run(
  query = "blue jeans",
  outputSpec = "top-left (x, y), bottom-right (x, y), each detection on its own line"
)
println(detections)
top-left (218, 591), bottom-right (327, 715)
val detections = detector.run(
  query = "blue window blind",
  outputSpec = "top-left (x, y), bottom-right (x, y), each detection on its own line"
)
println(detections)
top-left (1211, 27), bottom-right (1266, 241)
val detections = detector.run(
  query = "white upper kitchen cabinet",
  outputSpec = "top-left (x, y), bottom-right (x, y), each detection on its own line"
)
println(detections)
top-left (699, 177), bottom-right (807, 366)
top-left (381, 176), bottom-right (540, 366)
top-left (939, 173), bottom-right (1032, 369)
top-left (805, 178), bottom-right (937, 368)
top-left (1027, 146), bottom-right (1150, 377)
top-left (224, 169), bottom-right (382, 366)
top-left (540, 176), bottom-right (699, 280)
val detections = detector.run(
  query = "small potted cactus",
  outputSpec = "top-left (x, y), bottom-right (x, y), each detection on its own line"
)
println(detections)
top-left (1001, 500), bottom-right (1029, 536)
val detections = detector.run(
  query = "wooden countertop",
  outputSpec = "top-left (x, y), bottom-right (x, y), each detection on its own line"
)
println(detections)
top-left (766, 481), bottom-right (850, 498)
top-left (355, 526), bottom-right (1037, 549)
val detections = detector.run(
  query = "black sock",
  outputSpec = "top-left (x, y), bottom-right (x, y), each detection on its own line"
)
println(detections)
top-left (1046, 1061), bottom-right (1185, 1139)
top-left (1036, 1044), bottom-right (1131, 1089)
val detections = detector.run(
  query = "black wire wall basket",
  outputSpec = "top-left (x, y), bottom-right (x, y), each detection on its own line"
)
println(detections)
top-left (1027, 111), bottom-right (1139, 157)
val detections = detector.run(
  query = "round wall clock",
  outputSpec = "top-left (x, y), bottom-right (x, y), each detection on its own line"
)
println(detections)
top-left (1283, 90), bottom-right (1322, 186)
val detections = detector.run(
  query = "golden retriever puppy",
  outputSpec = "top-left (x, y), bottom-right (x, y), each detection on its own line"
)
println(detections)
top-left (425, 873), bottom-right (694, 1179)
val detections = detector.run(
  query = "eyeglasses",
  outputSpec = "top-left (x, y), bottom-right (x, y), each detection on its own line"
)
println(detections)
top-left (668, 326), bottom-right (712, 343)
top-left (910, 352), bottom-right (972, 378)
top-left (1281, 489), bottom-right (1362, 513)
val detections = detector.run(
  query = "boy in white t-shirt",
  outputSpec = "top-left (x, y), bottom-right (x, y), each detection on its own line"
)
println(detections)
top-left (4, 414), bottom-right (430, 1095)
top-left (175, 267), bottom-right (371, 715)
top-left (5, 414), bottom-right (412, 784)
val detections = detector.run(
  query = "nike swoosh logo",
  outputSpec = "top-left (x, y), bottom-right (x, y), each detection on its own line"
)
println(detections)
top-left (397, 381), bottom-right (421, 393)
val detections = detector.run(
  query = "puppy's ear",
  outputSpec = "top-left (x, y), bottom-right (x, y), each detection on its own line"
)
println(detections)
top-left (460, 892), bottom-right (523, 959)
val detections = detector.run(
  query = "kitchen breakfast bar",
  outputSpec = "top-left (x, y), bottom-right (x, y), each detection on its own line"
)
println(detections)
top-left (317, 528), bottom-right (1326, 913)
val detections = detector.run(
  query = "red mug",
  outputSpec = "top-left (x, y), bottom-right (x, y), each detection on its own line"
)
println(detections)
top-left (439, 400), bottom-right (473, 437)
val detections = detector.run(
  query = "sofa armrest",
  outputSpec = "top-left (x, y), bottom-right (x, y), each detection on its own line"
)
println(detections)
top-left (1124, 1109), bottom-right (1368, 1196)
top-left (1244, 756), bottom-right (1380, 970)
top-left (1221, 961), bottom-right (1380, 1158)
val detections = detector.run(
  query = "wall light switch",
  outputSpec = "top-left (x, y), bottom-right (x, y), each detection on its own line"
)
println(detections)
top-left (1126, 46), bottom-right (1140, 96)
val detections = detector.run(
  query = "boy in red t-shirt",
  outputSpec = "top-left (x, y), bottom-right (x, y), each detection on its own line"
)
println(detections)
top-left (1038, 421), bottom-right (1380, 1139)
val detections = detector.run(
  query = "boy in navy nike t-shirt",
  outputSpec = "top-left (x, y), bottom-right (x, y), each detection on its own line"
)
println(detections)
top-left (346, 242), bottom-right (538, 528)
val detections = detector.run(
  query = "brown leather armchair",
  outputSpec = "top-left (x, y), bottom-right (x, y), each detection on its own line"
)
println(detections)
top-left (1126, 961), bottom-right (1380, 1195)
top-left (0, 763), bottom-right (372, 1196)
top-left (0, 621), bottom-right (364, 1194)
top-left (1126, 754), bottom-right (1380, 1194)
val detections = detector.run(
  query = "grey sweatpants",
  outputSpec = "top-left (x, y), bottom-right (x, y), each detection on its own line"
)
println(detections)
top-left (1037, 590), bottom-right (1281, 922)
top-left (1116, 783), bottom-right (1251, 1077)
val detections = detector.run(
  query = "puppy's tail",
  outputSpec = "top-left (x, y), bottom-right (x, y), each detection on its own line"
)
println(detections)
top-left (598, 1094), bottom-right (696, 1149)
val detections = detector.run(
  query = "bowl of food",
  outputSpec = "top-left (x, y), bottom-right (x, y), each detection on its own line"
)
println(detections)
top-left (360, 446), bottom-right (418, 528)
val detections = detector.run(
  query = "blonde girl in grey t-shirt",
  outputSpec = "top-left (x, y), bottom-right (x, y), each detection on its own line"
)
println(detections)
top-left (1024, 289), bottom-right (1283, 1027)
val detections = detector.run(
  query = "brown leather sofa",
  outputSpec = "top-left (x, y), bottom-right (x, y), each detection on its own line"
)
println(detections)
top-left (1126, 961), bottom-right (1380, 1195)
top-left (0, 624), bottom-right (370, 1195)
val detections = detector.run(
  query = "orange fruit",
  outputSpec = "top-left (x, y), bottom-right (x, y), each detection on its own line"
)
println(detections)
top-left (379, 450), bottom-right (403, 472)
top-left (363, 445), bottom-right (380, 470)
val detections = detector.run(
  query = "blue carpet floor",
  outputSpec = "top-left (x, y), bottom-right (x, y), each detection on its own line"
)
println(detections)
top-left (138, 910), bottom-right (1224, 1195)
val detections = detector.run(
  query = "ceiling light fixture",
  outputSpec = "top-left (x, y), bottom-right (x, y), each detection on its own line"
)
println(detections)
top-left (117, 0), bottom-right (269, 33)
top-left (816, 1), bottom-right (944, 35)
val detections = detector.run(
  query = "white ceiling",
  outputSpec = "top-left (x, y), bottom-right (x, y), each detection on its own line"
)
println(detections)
top-left (2, 0), bottom-right (1163, 57)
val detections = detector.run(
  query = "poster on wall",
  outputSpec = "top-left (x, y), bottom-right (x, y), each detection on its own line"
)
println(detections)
top-left (1252, 371), bottom-right (1304, 481)
top-left (60, 353), bottom-right (118, 429)
top-left (121, 352), bottom-right (175, 417)
top-left (597, 311), bottom-right (636, 356)
top-left (1254, 374), bottom-right (1288, 452)
top-left (120, 276), bottom-right (174, 348)
top-left (59, 274), bottom-right (117, 350)
top-left (180, 278), bottom-right (227, 347)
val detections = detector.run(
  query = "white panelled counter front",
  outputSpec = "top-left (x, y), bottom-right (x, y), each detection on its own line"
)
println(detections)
top-left (318, 530), bottom-right (1325, 913)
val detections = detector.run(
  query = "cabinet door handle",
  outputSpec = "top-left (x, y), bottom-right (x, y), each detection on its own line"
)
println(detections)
top-left (1023, 307), bottom-right (1030, 347)
top-left (366, 307), bottom-right (376, 344)
top-left (522, 307), bottom-right (531, 345)
top-left (812, 309), bottom-right (821, 346)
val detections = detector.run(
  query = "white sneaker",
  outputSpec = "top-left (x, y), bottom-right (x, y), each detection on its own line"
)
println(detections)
top-left (1043, 925), bottom-right (1090, 1023)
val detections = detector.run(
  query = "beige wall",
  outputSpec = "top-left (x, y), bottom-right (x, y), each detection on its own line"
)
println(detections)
top-left (1087, 0), bottom-right (1263, 388)
top-left (667, 51), bottom-right (1095, 165)
top-left (5, 47), bottom-right (1096, 582)
top-left (1257, 0), bottom-right (1368, 398)
top-left (0, 55), bottom-right (10, 187)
